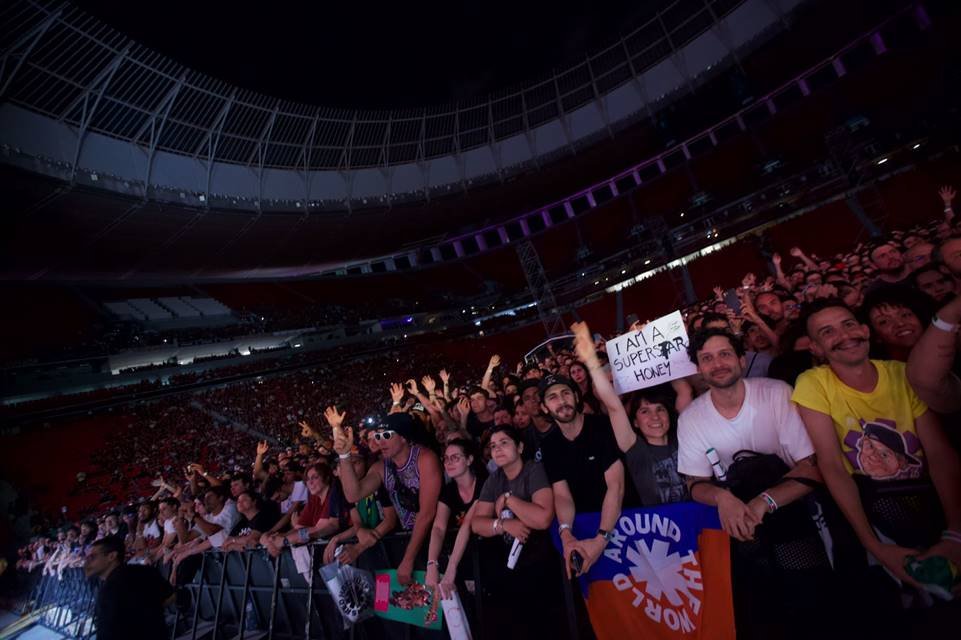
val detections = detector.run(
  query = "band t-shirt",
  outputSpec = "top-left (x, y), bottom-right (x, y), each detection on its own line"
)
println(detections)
top-left (539, 413), bottom-right (622, 513)
top-left (624, 437), bottom-right (688, 506)
top-left (229, 503), bottom-right (282, 538)
top-left (792, 360), bottom-right (928, 481)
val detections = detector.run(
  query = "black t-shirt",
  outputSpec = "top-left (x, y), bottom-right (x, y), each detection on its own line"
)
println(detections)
top-left (624, 437), bottom-right (688, 506)
top-left (229, 503), bottom-right (281, 537)
top-left (466, 412), bottom-right (495, 440)
top-left (521, 423), bottom-right (555, 463)
top-left (540, 413), bottom-right (621, 513)
top-left (96, 564), bottom-right (174, 640)
top-left (439, 475), bottom-right (484, 528)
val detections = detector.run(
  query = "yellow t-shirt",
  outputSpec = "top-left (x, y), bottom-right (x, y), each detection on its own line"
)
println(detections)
top-left (792, 360), bottom-right (928, 481)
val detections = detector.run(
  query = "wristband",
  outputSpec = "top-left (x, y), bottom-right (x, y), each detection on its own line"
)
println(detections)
top-left (932, 315), bottom-right (960, 333)
top-left (338, 453), bottom-right (350, 459)
top-left (558, 523), bottom-right (572, 535)
top-left (426, 560), bottom-right (439, 567)
top-left (942, 530), bottom-right (961, 543)
top-left (297, 527), bottom-right (310, 543)
top-left (760, 492), bottom-right (778, 513)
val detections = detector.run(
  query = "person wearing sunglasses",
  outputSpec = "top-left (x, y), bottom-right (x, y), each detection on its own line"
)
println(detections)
top-left (330, 405), bottom-right (442, 586)
top-left (425, 439), bottom-right (486, 607)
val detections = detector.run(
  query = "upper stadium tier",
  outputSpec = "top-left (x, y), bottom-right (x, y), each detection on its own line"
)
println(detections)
top-left (0, 0), bottom-right (800, 211)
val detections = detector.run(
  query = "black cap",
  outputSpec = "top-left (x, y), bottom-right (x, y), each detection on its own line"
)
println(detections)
top-left (538, 374), bottom-right (578, 401)
top-left (862, 422), bottom-right (921, 467)
top-left (378, 412), bottom-right (416, 442)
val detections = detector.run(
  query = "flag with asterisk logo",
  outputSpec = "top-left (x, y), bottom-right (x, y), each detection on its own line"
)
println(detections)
top-left (552, 502), bottom-right (734, 639)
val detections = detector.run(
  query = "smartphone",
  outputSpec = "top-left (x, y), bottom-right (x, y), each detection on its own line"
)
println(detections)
top-left (570, 550), bottom-right (584, 576)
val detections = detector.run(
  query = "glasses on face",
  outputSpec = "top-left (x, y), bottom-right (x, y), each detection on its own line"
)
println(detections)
top-left (442, 453), bottom-right (464, 464)
top-left (373, 430), bottom-right (396, 442)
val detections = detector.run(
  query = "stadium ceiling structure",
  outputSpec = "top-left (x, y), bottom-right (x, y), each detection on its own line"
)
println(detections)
top-left (0, 0), bottom-right (803, 212)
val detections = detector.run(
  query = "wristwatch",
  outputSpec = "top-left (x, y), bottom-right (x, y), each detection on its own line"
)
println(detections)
top-left (596, 528), bottom-right (613, 542)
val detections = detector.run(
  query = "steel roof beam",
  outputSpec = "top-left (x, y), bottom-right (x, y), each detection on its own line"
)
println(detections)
top-left (0, 4), bottom-right (63, 100)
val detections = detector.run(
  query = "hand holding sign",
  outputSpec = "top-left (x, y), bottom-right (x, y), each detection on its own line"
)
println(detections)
top-left (606, 310), bottom-right (697, 394)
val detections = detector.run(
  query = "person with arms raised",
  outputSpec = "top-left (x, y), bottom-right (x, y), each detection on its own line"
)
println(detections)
top-left (331, 404), bottom-right (442, 585)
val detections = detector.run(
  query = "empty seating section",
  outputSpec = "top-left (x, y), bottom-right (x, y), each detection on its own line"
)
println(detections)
top-left (157, 296), bottom-right (201, 318)
top-left (104, 297), bottom-right (232, 322)
top-left (184, 297), bottom-right (231, 317)
top-left (103, 301), bottom-right (146, 321)
top-left (126, 298), bottom-right (173, 321)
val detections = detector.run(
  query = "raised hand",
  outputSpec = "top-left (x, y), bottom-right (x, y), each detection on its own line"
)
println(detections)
top-left (713, 285), bottom-right (724, 301)
top-left (570, 321), bottom-right (596, 366)
top-left (488, 354), bottom-right (501, 369)
top-left (789, 246), bottom-right (804, 258)
top-left (741, 272), bottom-right (756, 289)
top-left (330, 418), bottom-right (354, 456)
top-left (421, 375), bottom-right (436, 393)
top-left (456, 396), bottom-right (470, 417)
top-left (324, 406), bottom-right (346, 430)
top-left (772, 253), bottom-right (782, 266)
top-left (298, 421), bottom-right (316, 439)
top-left (438, 369), bottom-right (450, 384)
top-left (939, 185), bottom-right (956, 205)
top-left (256, 441), bottom-right (269, 456)
top-left (389, 382), bottom-right (405, 404)
top-left (405, 379), bottom-right (419, 395)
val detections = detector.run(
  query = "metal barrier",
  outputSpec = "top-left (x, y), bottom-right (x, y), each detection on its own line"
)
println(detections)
top-left (14, 533), bottom-right (584, 640)
top-left (18, 568), bottom-right (99, 639)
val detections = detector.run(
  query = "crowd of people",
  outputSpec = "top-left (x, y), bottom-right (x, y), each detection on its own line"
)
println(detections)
top-left (13, 185), bottom-right (961, 638)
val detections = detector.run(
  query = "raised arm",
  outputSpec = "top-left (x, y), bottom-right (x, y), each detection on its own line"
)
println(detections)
top-left (906, 294), bottom-right (961, 413)
top-left (328, 407), bottom-right (383, 501)
top-left (438, 369), bottom-right (452, 402)
top-left (570, 321), bottom-right (635, 453)
top-left (481, 355), bottom-right (501, 394)
top-left (253, 440), bottom-right (269, 480)
top-left (940, 184), bottom-right (956, 224)
top-left (789, 246), bottom-right (818, 271)
top-left (771, 253), bottom-right (792, 291)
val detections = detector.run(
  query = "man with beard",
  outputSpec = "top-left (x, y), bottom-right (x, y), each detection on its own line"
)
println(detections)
top-left (538, 368), bottom-right (626, 577)
top-left (868, 241), bottom-right (909, 285)
top-left (678, 328), bottom-right (819, 541)
top-left (794, 300), bottom-right (961, 589)
top-left (679, 328), bottom-right (826, 639)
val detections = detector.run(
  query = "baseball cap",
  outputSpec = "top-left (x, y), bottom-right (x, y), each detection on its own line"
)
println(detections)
top-left (538, 374), bottom-right (578, 401)
top-left (378, 412), bottom-right (416, 442)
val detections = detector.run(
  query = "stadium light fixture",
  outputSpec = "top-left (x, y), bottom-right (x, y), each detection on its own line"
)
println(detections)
top-left (877, 158), bottom-right (888, 165)
top-left (912, 143), bottom-right (921, 150)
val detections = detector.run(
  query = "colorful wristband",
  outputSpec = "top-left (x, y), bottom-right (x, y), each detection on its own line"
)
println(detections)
top-left (760, 492), bottom-right (778, 513)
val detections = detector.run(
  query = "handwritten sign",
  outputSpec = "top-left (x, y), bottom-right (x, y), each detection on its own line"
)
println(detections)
top-left (607, 310), bottom-right (697, 394)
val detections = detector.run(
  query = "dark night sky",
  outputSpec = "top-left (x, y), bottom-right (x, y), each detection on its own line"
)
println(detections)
top-left (77, 0), bottom-right (654, 109)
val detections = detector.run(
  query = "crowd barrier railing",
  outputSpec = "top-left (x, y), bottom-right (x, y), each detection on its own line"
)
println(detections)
top-left (14, 531), bottom-right (584, 640)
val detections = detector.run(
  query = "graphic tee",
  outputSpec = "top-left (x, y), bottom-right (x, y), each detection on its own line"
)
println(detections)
top-left (792, 360), bottom-right (927, 481)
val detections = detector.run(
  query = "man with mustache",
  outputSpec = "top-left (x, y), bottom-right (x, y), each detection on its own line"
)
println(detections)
top-left (538, 369), bottom-right (626, 578)
top-left (793, 299), bottom-right (961, 591)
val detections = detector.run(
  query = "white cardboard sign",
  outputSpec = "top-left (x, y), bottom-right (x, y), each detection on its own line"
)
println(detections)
top-left (606, 310), bottom-right (697, 394)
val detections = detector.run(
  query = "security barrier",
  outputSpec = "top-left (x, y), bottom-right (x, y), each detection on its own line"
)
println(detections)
top-left (15, 534), bottom-right (583, 640)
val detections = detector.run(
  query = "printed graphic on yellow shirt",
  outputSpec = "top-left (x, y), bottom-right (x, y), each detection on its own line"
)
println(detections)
top-left (842, 419), bottom-right (924, 481)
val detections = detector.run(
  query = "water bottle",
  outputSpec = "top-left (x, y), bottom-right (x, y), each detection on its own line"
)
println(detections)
top-left (706, 448), bottom-right (727, 482)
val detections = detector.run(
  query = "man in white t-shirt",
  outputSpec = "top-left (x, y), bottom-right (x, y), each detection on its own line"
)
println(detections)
top-left (678, 328), bottom-right (821, 542)
top-left (169, 486), bottom-right (240, 584)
